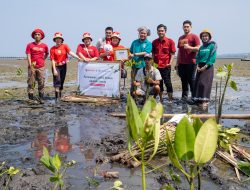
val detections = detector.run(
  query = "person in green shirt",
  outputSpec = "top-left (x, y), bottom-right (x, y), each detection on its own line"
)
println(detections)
top-left (192, 29), bottom-right (217, 109)
top-left (129, 26), bottom-right (152, 94)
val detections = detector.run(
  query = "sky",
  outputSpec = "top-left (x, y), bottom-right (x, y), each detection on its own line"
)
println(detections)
top-left (0, 0), bottom-right (250, 56)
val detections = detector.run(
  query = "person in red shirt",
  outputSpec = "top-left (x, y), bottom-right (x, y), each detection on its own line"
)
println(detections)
top-left (152, 24), bottom-right (176, 103)
top-left (76, 33), bottom-right (99, 61)
top-left (99, 32), bottom-right (125, 61)
top-left (50, 32), bottom-right (81, 101)
top-left (175, 20), bottom-right (200, 101)
top-left (26, 28), bottom-right (49, 101)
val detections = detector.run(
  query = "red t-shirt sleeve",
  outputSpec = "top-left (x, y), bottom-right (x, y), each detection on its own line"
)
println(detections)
top-left (76, 44), bottom-right (82, 55)
top-left (177, 37), bottom-right (181, 48)
top-left (50, 47), bottom-right (55, 60)
top-left (193, 35), bottom-right (201, 46)
top-left (65, 44), bottom-right (71, 53)
top-left (26, 43), bottom-right (31, 54)
top-left (44, 44), bottom-right (49, 54)
top-left (152, 40), bottom-right (156, 54)
top-left (169, 39), bottom-right (176, 53)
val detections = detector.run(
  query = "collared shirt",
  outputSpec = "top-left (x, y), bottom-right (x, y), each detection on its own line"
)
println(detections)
top-left (50, 44), bottom-right (71, 65)
top-left (152, 37), bottom-right (176, 68)
top-left (130, 39), bottom-right (152, 69)
top-left (26, 42), bottom-right (48, 68)
top-left (135, 66), bottom-right (162, 91)
top-left (177, 33), bottom-right (200, 64)
top-left (76, 44), bottom-right (99, 58)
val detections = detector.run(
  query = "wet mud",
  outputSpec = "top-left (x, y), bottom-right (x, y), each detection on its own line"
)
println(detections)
top-left (0, 59), bottom-right (250, 189)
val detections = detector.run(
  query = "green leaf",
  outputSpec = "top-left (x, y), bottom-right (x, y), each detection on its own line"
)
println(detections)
top-left (237, 161), bottom-right (250, 176)
top-left (85, 176), bottom-right (100, 187)
top-left (40, 147), bottom-right (55, 173)
top-left (164, 185), bottom-right (175, 190)
top-left (227, 63), bottom-right (233, 72)
top-left (113, 180), bottom-right (123, 187)
top-left (193, 118), bottom-right (203, 136)
top-left (50, 176), bottom-right (59, 182)
top-left (145, 103), bottom-right (163, 162)
top-left (230, 80), bottom-right (238, 91)
top-left (225, 127), bottom-right (240, 135)
top-left (216, 71), bottom-right (227, 78)
top-left (126, 94), bottom-right (143, 142)
top-left (174, 117), bottom-right (195, 161)
top-left (165, 131), bottom-right (186, 175)
top-left (52, 154), bottom-right (61, 172)
top-left (194, 119), bottom-right (218, 164)
top-left (140, 96), bottom-right (157, 124)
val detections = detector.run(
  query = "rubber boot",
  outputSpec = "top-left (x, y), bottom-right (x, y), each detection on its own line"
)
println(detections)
top-left (28, 93), bottom-right (34, 100)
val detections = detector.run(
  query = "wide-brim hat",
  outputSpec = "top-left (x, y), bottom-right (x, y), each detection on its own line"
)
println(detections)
top-left (111, 32), bottom-right (121, 40)
top-left (200, 29), bottom-right (212, 40)
top-left (31, 28), bottom-right (45, 39)
top-left (53, 32), bottom-right (64, 42)
top-left (82, 32), bottom-right (92, 41)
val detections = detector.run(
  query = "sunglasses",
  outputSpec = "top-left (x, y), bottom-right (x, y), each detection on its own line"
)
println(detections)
top-left (144, 57), bottom-right (151, 61)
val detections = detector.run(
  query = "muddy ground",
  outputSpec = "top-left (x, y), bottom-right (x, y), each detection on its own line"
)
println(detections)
top-left (0, 59), bottom-right (250, 190)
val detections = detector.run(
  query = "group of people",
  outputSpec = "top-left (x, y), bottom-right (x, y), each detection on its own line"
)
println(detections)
top-left (25, 20), bottom-right (217, 108)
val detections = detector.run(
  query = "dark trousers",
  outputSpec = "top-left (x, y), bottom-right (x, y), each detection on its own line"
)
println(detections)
top-left (178, 64), bottom-right (197, 98)
top-left (53, 64), bottom-right (67, 90)
top-left (158, 67), bottom-right (173, 93)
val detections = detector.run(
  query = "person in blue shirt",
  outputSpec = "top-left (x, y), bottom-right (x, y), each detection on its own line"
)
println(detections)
top-left (129, 26), bottom-right (152, 94)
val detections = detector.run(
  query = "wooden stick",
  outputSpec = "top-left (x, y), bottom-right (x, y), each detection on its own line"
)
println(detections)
top-left (110, 112), bottom-right (250, 119)
top-left (229, 145), bottom-right (241, 181)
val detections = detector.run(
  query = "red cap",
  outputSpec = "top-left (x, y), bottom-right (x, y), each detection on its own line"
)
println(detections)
top-left (53, 32), bottom-right (64, 41)
top-left (31, 28), bottom-right (45, 39)
top-left (82, 32), bottom-right (92, 41)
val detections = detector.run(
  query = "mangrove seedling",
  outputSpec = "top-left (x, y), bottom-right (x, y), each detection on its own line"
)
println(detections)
top-left (40, 147), bottom-right (76, 190)
top-left (216, 63), bottom-right (237, 124)
top-left (0, 162), bottom-right (20, 190)
top-left (126, 94), bottom-right (163, 190)
top-left (165, 116), bottom-right (218, 190)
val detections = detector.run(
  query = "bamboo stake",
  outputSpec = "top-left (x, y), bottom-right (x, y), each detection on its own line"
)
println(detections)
top-left (229, 145), bottom-right (241, 181)
top-left (110, 112), bottom-right (250, 119)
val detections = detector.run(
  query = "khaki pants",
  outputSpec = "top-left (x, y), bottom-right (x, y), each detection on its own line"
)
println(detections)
top-left (27, 67), bottom-right (45, 94)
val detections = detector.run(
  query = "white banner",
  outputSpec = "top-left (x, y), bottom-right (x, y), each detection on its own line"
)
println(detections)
top-left (78, 62), bottom-right (120, 98)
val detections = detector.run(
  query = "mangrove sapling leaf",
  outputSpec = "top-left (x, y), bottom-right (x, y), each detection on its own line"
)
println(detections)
top-left (193, 118), bottom-right (203, 136)
top-left (230, 80), bottom-right (238, 91)
top-left (85, 176), bottom-right (100, 187)
top-left (194, 119), bottom-right (218, 164)
top-left (50, 176), bottom-right (60, 182)
top-left (40, 147), bottom-right (56, 173)
top-left (140, 96), bottom-right (157, 124)
top-left (174, 117), bottom-right (195, 161)
top-left (52, 154), bottom-right (61, 172)
top-left (146, 103), bottom-right (163, 162)
top-left (165, 130), bottom-right (189, 177)
top-left (237, 161), bottom-right (250, 177)
top-left (126, 94), bottom-right (143, 141)
top-left (216, 71), bottom-right (227, 78)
